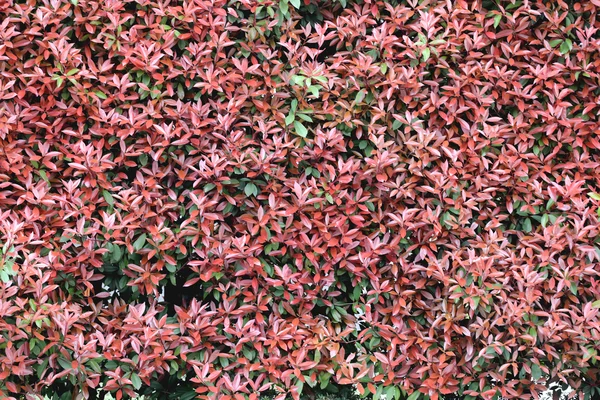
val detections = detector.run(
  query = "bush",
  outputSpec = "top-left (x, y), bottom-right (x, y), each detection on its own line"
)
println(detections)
top-left (1, 0), bottom-right (600, 399)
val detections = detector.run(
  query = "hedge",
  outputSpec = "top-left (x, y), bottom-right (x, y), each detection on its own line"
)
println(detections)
top-left (1, 0), bottom-right (600, 399)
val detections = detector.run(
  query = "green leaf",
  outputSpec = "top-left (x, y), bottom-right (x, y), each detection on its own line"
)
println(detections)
top-left (110, 245), bottom-right (122, 263)
top-left (395, 387), bottom-right (405, 400)
top-left (522, 218), bottom-right (532, 233)
top-left (592, 300), bottom-right (600, 309)
top-left (560, 39), bottom-right (572, 54)
top-left (180, 391), bottom-right (198, 400)
top-left (37, 359), bottom-right (49, 378)
top-left (506, 0), bottom-right (522, 9)
top-left (589, 192), bottom-right (600, 201)
top-left (285, 112), bottom-right (295, 126)
top-left (319, 372), bottom-right (331, 389)
top-left (242, 347), bottom-right (256, 360)
top-left (66, 68), bottom-right (79, 76)
top-left (57, 357), bottom-right (72, 371)
top-left (244, 183), bottom-right (258, 197)
top-left (293, 121), bottom-right (308, 137)
top-left (421, 47), bottom-right (430, 61)
top-left (133, 233), bottom-right (147, 251)
top-left (385, 386), bottom-right (396, 400)
top-left (130, 372), bottom-right (142, 390)
top-left (531, 363), bottom-right (542, 381)
top-left (279, 0), bottom-right (289, 15)
top-left (86, 359), bottom-right (101, 373)
top-left (407, 391), bottom-right (421, 400)
top-left (39, 170), bottom-right (49, 183)
top-left (374, 386), bottom-right (383, 400)
top-left (139, 153), bottom-right (148, 166)
top-left (290, 75), bottom-right (304, 86)
top-left (570, 282), bottom-right (578, 295)
top-left (549, 39), bottom-right (562, 48)
top-left (493, 14), bottom-right (502, 28)
top-left (541, 214), bottom-right (549, 228)
top-left (290, 0), bottom-right (300, 7)
top-left (296, 379), bottom-right (304, 395)
top-left (296, 113), bottom-right (313, 122)
top-left (94, 90), bottom-right (107, 99)
top-left (355, 90), bottom-right (366, 104)
top-left (102, 190), bottom-right (114, 206)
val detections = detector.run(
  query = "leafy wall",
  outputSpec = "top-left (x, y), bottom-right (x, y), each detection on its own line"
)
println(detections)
top-left (1, 0), bottom-right (600, 399)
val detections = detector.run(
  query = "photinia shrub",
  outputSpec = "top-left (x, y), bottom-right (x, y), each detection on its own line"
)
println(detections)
top-left (1, 0), bottom-right (600, 399)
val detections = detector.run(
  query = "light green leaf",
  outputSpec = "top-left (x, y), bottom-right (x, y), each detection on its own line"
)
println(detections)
top-left (293, 121), bottom-right (308, 137)
top-left (588, 192), bottom-right (600, 201)
top-left (290, 75), bottom-right (304, 86)
top-left (39, 170), bottom-right (49, 183)
top-left (355, 90), bottom-right (366, 104)
top-left (279, 0), bottom-right (289, 15)
top-left (130, 373), bottom-right (142, 390)
top-left (385, 386), bottom-right (396, 400)
top-left (296, 113), bottom-right (313, 122)
top-left (290, 0), bottom-right (300, 7)
top-left (285, 112), bottom-right (295, 126)
top-left (308, 85), bottom-right (320, 97)
top-left (66, 68), bottom-right (79, 76)
top-left (103, 190), bottom-right (114, 206)
top-left (421, 47), bottom-right (430, 61)
top-left (244, 183), bottom-right (258, 197)
top-left (493, 14), bottom-right (502, 28)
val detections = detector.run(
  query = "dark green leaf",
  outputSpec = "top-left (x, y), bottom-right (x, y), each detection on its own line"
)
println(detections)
top-left (133, 233), bottom-right (147, 251)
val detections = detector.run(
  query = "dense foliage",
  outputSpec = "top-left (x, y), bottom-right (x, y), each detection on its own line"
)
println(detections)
top-left (1, 0), bottom-right (600, 399)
